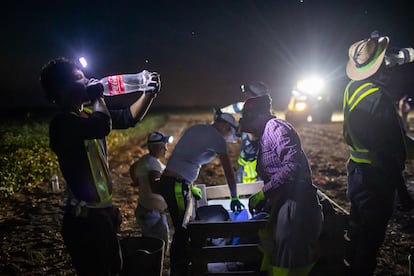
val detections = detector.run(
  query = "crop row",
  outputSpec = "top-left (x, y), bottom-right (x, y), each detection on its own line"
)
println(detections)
top-left (0, 113), bottom-right (167, 198)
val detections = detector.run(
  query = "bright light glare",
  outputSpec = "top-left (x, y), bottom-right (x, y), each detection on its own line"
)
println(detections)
top-left (297, 76), bottom-right (325, 95)
top-left (295, 102), bottom-right (307, 111)
top-left (79, 57), bottom-right (87, 68)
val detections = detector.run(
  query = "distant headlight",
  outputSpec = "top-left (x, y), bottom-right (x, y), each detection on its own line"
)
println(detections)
top-left (297, 76), bottom-right (325, 95)
top-left (295, 102), bottom-right (307, 111)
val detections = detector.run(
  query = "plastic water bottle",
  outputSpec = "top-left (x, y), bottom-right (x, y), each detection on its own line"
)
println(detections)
top-left (100, 70), bottom-right (156, 96)
top-left (50, 174), bottom-right (59, 193)
top-left (385, 48), bottom-right (414, 68)
top-left (220, 102), bottom-right (245, 114)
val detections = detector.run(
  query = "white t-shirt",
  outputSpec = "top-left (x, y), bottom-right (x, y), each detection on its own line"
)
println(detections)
top-left (166, 124), bottom-right (227, 183)
top-left (130, 154), bottom-right (167, 211)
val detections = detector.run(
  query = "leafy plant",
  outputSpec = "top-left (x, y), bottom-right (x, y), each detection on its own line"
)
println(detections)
top-left (0, 112), bottom-right (168, 198)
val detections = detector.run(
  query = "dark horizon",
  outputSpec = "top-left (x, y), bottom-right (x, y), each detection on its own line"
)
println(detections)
top-left (2, 0), bottom-right (414, 111)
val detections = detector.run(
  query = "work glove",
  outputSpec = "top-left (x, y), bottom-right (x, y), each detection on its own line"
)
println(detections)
top-left (191, 185), bottom-right (202, 200)
top-left (145, 71), bottom-right (161, 95)
top-left (86, 79), bottom-right (104, 101)
top-left (230, 196), bottom-right (245, 212)
top-left (248, 190), bottom-right (266, 215)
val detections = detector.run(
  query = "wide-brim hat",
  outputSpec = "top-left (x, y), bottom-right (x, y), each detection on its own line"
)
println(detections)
top-left (346, 35), bottom-right (389, 81)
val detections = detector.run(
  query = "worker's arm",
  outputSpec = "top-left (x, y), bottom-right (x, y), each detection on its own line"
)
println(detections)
top-left (219, 152), bottom-right (237, 197)
top-left (110, 72), bottom-right (161, 129)
top-left (129, 92), bottom-right (157, 122)
top-left (219, 152), bottom-right (245, 211)
top-left (130, 72), bottom-right (161, 121)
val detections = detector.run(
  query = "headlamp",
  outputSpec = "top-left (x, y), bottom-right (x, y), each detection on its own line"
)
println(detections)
top-left (147, 131), bottom-right (174, 144)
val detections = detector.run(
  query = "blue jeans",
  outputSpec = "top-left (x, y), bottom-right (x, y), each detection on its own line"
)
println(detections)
top-left (135, 205), bottom-right (169, 250)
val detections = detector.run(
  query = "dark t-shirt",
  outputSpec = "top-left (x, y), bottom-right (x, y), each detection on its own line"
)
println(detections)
top-left (50, 108), bottom-right (136, 203)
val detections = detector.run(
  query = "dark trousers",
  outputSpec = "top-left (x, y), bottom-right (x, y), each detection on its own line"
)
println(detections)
top-left (160, 175), bottom-right (190, 276)
top-left (345, 162), bottom-right (396, 276)
top-left (62, 205), bottom-right (122, 276)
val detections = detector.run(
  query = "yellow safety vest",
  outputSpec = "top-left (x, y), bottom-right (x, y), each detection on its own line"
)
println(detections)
top-left (82, 108), bottom-right (112, 205)
top-left (237, 156), bottom-right (258, 183)
top-left (343, 81), bottom-right (380, 164)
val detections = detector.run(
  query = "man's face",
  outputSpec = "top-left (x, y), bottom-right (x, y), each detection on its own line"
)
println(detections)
top-left (57, 69), bottom-right (89, 107)
top-left (149, 143), bottom-right (168, 158)
top-left (239, 110), bottom-right (258, 134)
top-left (244, 90), bottom-right (257, 100)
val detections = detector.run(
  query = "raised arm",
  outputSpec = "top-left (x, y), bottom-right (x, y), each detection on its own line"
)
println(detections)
top-left (130, 72), bottom-right (161, 121)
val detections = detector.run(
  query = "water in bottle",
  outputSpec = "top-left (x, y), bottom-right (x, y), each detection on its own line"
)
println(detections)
top-left (100, 70), bottom-right (156, 96)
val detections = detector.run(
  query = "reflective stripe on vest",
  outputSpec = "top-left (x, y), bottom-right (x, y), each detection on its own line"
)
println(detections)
top-left (85, 139), bottom-right (112, 204)
top-left (238, 156), bottom-right (258, 183)
top-left (348, 146), bottom-right (371, 164)
top-left (174, 182), bottom-right (185, 216)
top-left (344, 81), bottom-right (379, 164)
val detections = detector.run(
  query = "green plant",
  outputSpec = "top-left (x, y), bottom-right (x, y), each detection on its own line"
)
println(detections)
top-left (0, 112), bottom-right (168, 199)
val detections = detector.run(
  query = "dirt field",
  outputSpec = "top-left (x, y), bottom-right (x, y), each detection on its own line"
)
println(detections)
top-left (0, 111), bottom-right (413, 275)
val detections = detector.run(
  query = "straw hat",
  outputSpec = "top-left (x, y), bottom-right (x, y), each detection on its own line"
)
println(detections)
top-left (346, 34), bottom-right (389, 80)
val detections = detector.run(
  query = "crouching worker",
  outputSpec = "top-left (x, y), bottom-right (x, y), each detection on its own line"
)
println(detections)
top-left (40, 57), bottom-right (160, 275)
top-left (130, 131), bottom-right (173, 250)
top-left (240, 95), bottom-right (323, 276)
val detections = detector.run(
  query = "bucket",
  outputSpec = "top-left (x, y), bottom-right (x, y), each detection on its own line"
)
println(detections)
top-left (120, 236), bottom-right (165, 276)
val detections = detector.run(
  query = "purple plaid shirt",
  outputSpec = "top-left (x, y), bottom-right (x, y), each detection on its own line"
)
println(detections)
top-left (256, 117), bottom-right (313, 196)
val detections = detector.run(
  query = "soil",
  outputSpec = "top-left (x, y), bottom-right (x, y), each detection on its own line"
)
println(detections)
top-left (1, 111), bottom-right (414, 275)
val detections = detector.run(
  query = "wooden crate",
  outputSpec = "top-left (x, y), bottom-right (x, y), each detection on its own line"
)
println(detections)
top-left (187, 183), bottom-right (349, 275)
top-left (188, 182), bottom-right (266, 275)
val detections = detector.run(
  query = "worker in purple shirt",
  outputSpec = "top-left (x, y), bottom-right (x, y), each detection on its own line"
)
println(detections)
top-left (240, 95), bottom-right (323, 276)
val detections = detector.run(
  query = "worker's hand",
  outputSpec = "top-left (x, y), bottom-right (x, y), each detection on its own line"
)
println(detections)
top-left (249, 190), bottom-right (266, 215)
top-left (191, 185), bottom-right (202, 200)
top-left (230, 196), bottom-right (245, 212)
top-left (86, 79), bottom-right (104, 101)
top-left (145, 71), bottom-right (161, 95)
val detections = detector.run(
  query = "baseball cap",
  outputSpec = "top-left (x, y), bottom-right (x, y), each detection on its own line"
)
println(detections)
top-left (146, 131), bottom-right (174, 145)
top-left (240, 82), bottom-right (270, 97)
top-left (214, 110), bottom-right (238, 143)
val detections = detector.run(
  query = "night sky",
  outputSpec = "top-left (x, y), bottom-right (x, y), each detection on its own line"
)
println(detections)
top-left (2, 0), bottom-right (413, 111)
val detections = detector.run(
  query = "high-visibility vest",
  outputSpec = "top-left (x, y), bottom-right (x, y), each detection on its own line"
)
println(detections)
top-left (237, 156), bottom-right (258, 183)
top-left (343, 81), bottom-right (380, 164)
top-left (82, 108), bottom-right (112, 205)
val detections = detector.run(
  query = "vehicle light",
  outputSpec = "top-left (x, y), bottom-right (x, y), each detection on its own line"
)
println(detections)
top-left (297, 76), bottom-right (325, 95)
top-left (295, 102), bottom-right (307, 111)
